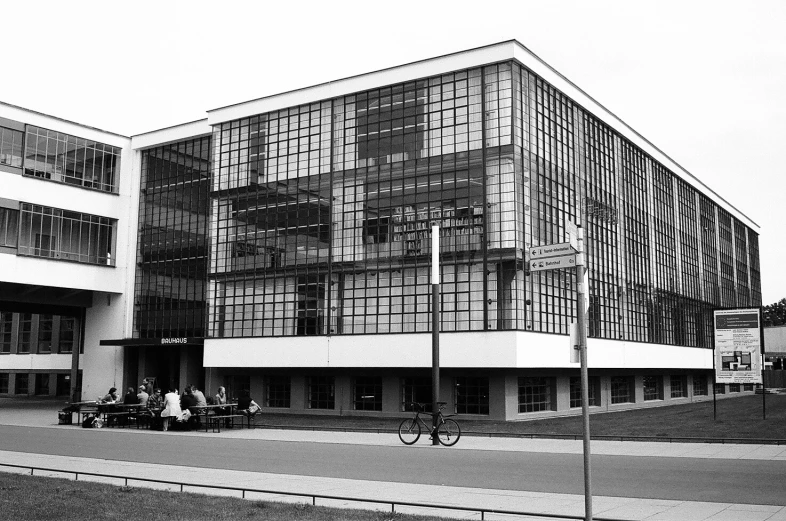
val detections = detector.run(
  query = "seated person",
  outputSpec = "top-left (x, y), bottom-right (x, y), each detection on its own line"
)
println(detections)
top-left (237, 390), bottom-right (261, 421)
top-left (179, 386), bottom-right (201, 428)
top-left (147, 388), bottom-right (163, 411)
top-left (180, 386), bottom-right (197, 412)
top-left (214, 386), bottom-right (232, 427)
top-left (137, 385), bottom-right (149, 407)
top-left (100, 387), bottom-right (119, 404)
top-left (98, 387), bottom-right (120, 418)
top-left (214, 386), bottom-right (230, 414)
top-left (160, 388), bottom-right (183, 432)
top-left (146, 388), bottom-right (164, 429)
top-left (191, 386), bottom-right (207, 407)
top-left (123, 386), bottom-right (139, 405)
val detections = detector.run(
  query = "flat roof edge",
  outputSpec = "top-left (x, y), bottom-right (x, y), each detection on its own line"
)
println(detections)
top-left (0, 100), bottom-right (129, 139)
top-left (196, 40), bottom-right (763, 231)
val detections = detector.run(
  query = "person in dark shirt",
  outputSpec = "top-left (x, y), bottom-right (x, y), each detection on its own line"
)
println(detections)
top-left (179, 386), bottom-right (197, 411)
top-left (123, 387), bottom-right (139, 405)
top-left (179, 386), bottom-right (200, 429)
top-left (237, 390), bottom-right (261, 424)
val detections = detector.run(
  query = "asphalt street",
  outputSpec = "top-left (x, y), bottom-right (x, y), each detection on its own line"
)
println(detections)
top-left (1, 424), bottom-right (784, 506)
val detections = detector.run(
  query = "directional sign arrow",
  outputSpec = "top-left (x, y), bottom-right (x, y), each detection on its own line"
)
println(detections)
top-left (529, 253), bottom-right (577, 271)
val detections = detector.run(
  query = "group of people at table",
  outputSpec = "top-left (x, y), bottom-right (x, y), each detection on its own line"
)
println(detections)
top-left (97, 380), bottom-right (259, 431)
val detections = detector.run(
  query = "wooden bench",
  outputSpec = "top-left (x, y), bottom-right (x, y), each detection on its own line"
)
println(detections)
top-left (102, 411), bottom-right (132, 427)
top-left (206, 413), bottom-right (247, 433)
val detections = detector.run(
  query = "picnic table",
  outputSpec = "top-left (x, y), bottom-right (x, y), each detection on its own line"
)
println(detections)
top-left (60, 400), bottom-right (99, 425)
top-left (191, 403), bottom-right (243, 433)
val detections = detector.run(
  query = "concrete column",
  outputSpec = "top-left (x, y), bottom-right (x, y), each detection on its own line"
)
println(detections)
top-left (633, 375), bottom-right (644, 404)
top-left (290, 375), bottom-right (306, 411)
top-left (554, 375), bottom-right (572, 412)
top-left (382, 376), bottom-right (400, 414)
top-left (334, 375), bottom-right (352, 415)
top-left (488, 373), bottom-right (507, 420)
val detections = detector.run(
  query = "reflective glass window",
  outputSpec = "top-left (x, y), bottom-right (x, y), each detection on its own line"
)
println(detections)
top-left (17, 204), bottom-right (115, 265)
top-left (23, 126), bottom-right (120, 192)
top-left (0, 208), bottom-right (18, 248)
top-left (0, 126), bottom-right (23, 167)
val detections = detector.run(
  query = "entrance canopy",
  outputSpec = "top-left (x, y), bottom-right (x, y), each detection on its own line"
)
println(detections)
top-left (99, 337), bottom-right (204, 346)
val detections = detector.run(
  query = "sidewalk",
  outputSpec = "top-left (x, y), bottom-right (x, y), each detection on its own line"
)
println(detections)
top-left (1, 403), bottom-right (786, 520)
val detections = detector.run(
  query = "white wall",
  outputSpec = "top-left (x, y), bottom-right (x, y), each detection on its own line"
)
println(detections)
top-left (0, 354), bottom-right (72, 371)
top-left (764, 326), bottom-right (786, 354)
top-left (204, 330), bottom-right (713, 370)
top-left (81, 292), bottom-right (127, 400)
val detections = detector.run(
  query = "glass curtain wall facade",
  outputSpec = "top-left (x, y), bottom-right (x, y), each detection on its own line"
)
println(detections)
top-left (133, 137), bottom-right (211, 338)
top-left (206, 61), bottom-right (761, 346)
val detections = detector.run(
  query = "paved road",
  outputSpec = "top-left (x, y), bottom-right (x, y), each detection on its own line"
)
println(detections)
top-left (2, 425), bottom-right (785, 506)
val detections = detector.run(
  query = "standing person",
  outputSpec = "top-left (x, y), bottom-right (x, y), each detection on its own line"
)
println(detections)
top-left (142, 378), bottom-right (154, 397)
top-left (160, 388), bottom-right (182, 432)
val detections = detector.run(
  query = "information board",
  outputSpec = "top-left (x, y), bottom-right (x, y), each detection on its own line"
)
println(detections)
top-left (713, 308), bottom-right (763, 384)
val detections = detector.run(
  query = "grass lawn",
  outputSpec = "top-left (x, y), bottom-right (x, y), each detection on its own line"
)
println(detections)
top-left (256, 394), bottom-right (786, 441)
top-left (487, 394), bottom-right (786, 440)
top-left (0, 472), bottom-right (446, 521)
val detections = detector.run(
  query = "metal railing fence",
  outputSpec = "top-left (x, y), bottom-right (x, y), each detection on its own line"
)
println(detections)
top-left (0, 462), bottom-right (630, 521)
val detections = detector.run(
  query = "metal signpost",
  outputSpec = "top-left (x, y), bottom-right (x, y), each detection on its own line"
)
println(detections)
top-left (529, 230), bottom-right (592, 521)
top-left (431, 225), bottom-right (440, 445)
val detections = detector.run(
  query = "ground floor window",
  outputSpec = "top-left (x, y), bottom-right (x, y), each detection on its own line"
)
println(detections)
top-left (307, 376), bottom-right (334, 409)
top-left (0, 310), bottom-right (80, 354)
top-left (569, 376), bottom-right (599, 407)
top-left (518, 377), bottom-right (554, 413)
top-left (0, 373), bottom-right (8, 393)
top-left (56, 374), bottom-right (70, 396)
top-left (35, 374), bottom-right (49, 395)
top-left (670, 375), bottom-right (687, 398)
top-left (226, 375), bottom-right (251, 402)
top-left (401, 377), bottom-right (432, 412)
top-left (714, 383), bottom-right (726, 395)
top-left (729, 383), bottom-right (740, 393)
top-left (456, 377), bottom-right (489, 415)
top-left (693, 375), bottom-right (708, 396)
top-left (15, 373), bottom-right (29, 394)
top-left (643, 376), bottom-right (663, 401)
top-left (266, 376), bottom-right (291, 408)
top-left (743, 383), bottom-right (754, 392)
top-left (353, 376), bottom-right (382, 411)
top-left (610, 376), bottom-right (633, 404)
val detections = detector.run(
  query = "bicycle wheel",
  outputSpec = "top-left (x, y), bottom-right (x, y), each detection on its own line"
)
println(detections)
top-left (398, 418), bottom-right (421, 445)
top-left (437, 418), bottom-right (461, 446)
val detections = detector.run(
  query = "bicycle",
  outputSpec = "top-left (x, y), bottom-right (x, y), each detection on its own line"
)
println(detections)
top-left (398, 401), bottom-right (461, 446)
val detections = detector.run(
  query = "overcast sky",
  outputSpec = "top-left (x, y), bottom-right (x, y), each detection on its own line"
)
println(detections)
top-left (3, 0), bottom-right (784, 303)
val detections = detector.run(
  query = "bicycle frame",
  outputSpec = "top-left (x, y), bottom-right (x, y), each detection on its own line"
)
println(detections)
top-left (411, 409), bottom-right (443, 436)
